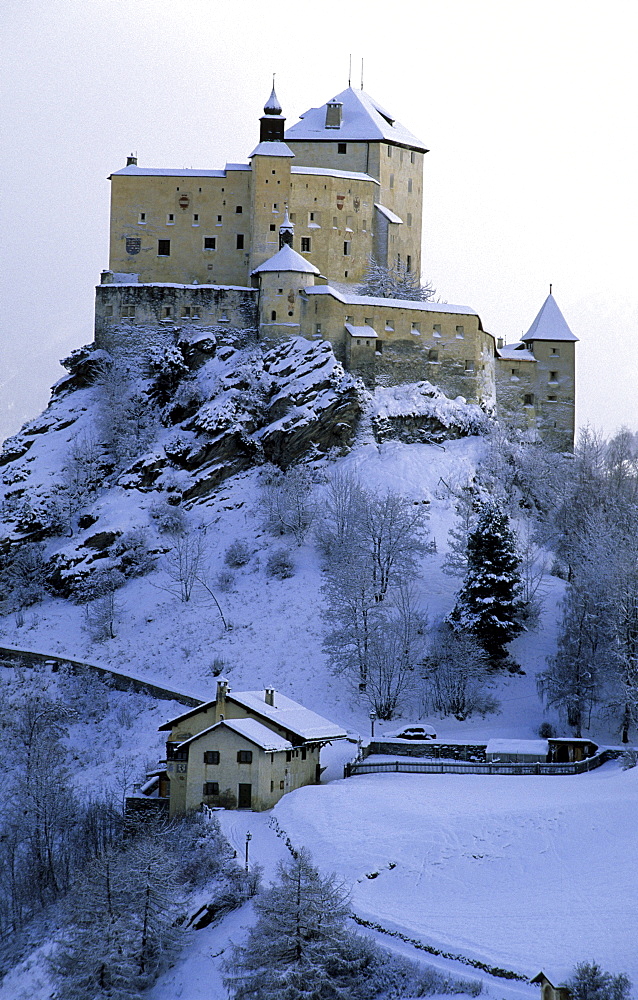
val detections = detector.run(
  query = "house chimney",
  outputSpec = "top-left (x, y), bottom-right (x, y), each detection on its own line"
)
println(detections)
top-left (264, 687), bottom-right (275, 707)
top-left (216, 678), bottom-right (229, 713)
top-left (126, 153), bottom-right (137, 166)
top-left (497, 337), bottom-right (504, 350)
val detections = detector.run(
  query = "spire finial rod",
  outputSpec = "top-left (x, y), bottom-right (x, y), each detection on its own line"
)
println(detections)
top-left (348, 54), bottom-right (351, 88)
top-left (549, 282), bottom-right (552, 295)
top-left (361, 57), bottom-right (364, 90)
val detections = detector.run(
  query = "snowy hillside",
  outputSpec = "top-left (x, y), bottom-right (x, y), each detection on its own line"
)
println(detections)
top-left (1, 333), bottom-right (635, 995)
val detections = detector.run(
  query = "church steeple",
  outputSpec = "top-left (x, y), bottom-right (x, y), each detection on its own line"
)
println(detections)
top-left (260, 80), bottom-right (285, 142)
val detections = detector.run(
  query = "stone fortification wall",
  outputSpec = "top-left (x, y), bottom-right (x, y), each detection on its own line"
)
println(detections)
top-left (364, 740), bottom-right (488, 761)
top-left (495, 357), bottom-right (538, 437)
top-left (95, 281), bottom-right (258, 359)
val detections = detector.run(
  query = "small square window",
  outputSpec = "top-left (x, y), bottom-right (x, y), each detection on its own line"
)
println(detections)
top-left (203, 781), bottom-right (219, 796)
top-left (163, 306), bottom-right (172, 318)
top-left (511, 368), bottom-right (520, 376)
top-left (315, 323), bottom-right (322, 335)
top-left (217, 215), bottom-right (222, 224)
top-left (157, 239), bottom-right (171, 256)
top-left (273, 203), bottom-right (278, 212)
top-left (429, 348), bottom-right (439, 361)
top-left (204, 751), bottom-right (220, 764)
top-left (166, 213), bottom-right (175, 224)
top-left (551, 347), bottom-right (560, 356)
top-left (121, 304), bottom-right (135, 318)
top-left (182, 306), bottom-right (191, 317)
top-left (524, 393), bottom-right (535, 405)
top-left (376, 340), bottom-right (383, 354)
top-left (433, 323), bottom-right (441, 336)
top-left (104, 305), bottom-right (113, 317)
top-left (343, 240), bottom-right (351, 255)
top-left (203, 236), bottom-right (216, 250)
top-left (193, 214), bottom-right (199, 224)
top-left (138, 212), bottom-right (146, 224)
top-left (547, 395), bottom-right (558, 402)
top-left (269, 223), bottom-right (276, 231)
top-left (465, 360), bottom-right (475, 372)
top-left (237, 750), bottom-right (253, 763)
top-left (549, 371), bottom-right (558, 382)
top-left (301, 237), bottom-right (311, 252)
top-left (412, 322), bottom-right (421, 334)
top-left (385, 319), bottom-right (394, 331)
top-left (236, 234), bottom-right (244, 249)
top-left (456, 325), bottom-right (464, 338)
top-left (338, 142), bottom-right (347, 154)
top-left (279, 780), bottom-right (285, 790)
top-left (235, 205), bottom-right (243, 213)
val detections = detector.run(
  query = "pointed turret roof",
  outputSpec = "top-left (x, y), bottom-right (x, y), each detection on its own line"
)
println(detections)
top-left (264, 83), bottom-right (282, 116)
top-left (285, 87), bottom-right (428, 151)
top-left (521, 293), bottom-right (578, 343)
top-left (251, 243), bottom-right (320, 275)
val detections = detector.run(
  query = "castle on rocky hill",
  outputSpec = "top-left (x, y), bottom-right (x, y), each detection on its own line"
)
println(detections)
top-left (95, 83), bottom-right (577, 450)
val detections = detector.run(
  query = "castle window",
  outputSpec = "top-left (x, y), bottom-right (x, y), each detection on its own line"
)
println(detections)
top-left (389, 174), bottom-right (394, 188)
top-left (465, 360), bottom-right (475, 371)
top-left (138, 212), bottom-right (146, 224)
top-left (280, 780), bottom-right (285, 789)
top-left (551, 347), bottom-right (560, 356)
top-left (456, 325), bottom-right (465, 338)
top-left (273, 203), bottom-right (278, 212)
top-left (278, 288), bottom-right (283, 294)
top-left (182, 306), bottom-right (192, 318)
top-left (429, 348), bottom-right (439, 361)
top-left (301, 237), bottom-right (311, 252)
top-left (121, 305), bottom-right (135, 318)
top-left (524, 393), bottom-right (535, 405)
top-left (364, 317), bottom-right (372, 325)
top-left (290, 213), bottom-right (296, 223)
top-left (163, 306), bottom-right (172, 318)
top-left (411, 322), bottom-right (421, 334)
top-left (433, 324), bottom-right (441, 337)
top-left (203, 751), bottom-right (220, 764)
top-left (271, 310), bottom-right (277, 321)
top-left (193, 214), bottom-right (199, 224)
top-left (203, 782), bottom-right (219, 796)
top-left (385, 319), bottom-right (394, 331)
top-left (345, 215), bottom-right (353, 231)
top-left (511, 368), bottom-right (520, 377)
top-left (387, 145), bottom-right (392, 157)
top-left (547, 395), bottom-right (558, 402)
top-left (166, 213), bottom-right (175, 224)
top-left (407, 255), bottom-right (412, 272)
top-left (343, 241), bottom-right (351, 255)
top-left (235, 205), bottom-right (243, 213)
top-left (363, 219), bottom-right (367, 230)
top-left (157, 239), bottom-right (171, 256)
top-left (315, 323), bottom-right (322, 335)
top-left (203, 236), bottom-right (216, 250)
top-left (376, 340), bottom-right (383, 354)
top-left (269, 224), bottom-right (276, 231)
top-left (408, 178), bottom-right (413, 193)
top-left (236, 234), bottom-right (244, 249)
top-left (407, 213), bottom-right (412, 227)
top-left (549, 371), bottom-right (558, 382)
top-left (411, 151), bottom-right (416, 164)
top-left (338, 143), bottom-right (347, 154)
top-left (104, 305), bottom-right (113, 317)
top-left (217, 215), bottom-right (222, 224)
top-left (237, 750), bottom-right (253, 763)
top-left (346, 315), bottom-right (353, 323)
top-left (308, 211), bottom-right (321, 227)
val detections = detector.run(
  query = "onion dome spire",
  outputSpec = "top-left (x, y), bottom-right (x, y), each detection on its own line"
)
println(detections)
top-left (260, 77), bottom-right (285, 142)
top-left (279, 205), bottom-right (294, 249)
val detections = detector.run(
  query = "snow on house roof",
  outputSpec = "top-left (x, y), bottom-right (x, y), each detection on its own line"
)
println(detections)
top-left (305, 285), bottom-right (479, 317)
top-left (176, 719), bottom-right (292, 752)
top-left (521, 293), bottom-right (579, 343)
top-left (345, 323), bottom-right (377, 338)
top-left (375, 203), bottom-right (403, 225)
top-left (229, 690), bottom-right (347, 741)
top-left (285, 87), bottom-right (428, 151)
top-left (249, 141), bottom-right (294, 158)
top-left (251, 244), bottom-right (321, 275)
top-left (291, 165), bottom-right (379, 184)
top-left (497, 343), bottom-right (535, 361)
top-left (109, 163), bottom-right (250, 178)
top-left (486, 739), bottom-right (549, 755)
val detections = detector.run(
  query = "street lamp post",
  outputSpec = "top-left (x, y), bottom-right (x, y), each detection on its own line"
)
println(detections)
top-left (369, 711), bottom-right (377, 738)
top-left (245, 830), bottom-right (252, 871)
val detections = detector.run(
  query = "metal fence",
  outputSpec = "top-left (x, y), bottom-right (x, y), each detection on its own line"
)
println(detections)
top-left (344, 747), bottom-right (624, 778)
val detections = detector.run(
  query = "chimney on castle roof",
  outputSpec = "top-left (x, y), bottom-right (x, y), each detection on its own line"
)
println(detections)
top-left (325, 100), bottom-right (343, 129)
top-left (216, 678), bottom-right (229, 713)
top-left (126, 154), bottom-right (137, 166)
top-left (264, 687), bottom-right (275, 707)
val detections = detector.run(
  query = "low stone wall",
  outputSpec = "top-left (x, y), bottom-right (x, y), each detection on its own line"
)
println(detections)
top-left (364, 740), bottom-right (488, 762)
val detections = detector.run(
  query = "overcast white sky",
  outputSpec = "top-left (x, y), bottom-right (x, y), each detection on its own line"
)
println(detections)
top-left (1, 0), bottom-right (636, 442)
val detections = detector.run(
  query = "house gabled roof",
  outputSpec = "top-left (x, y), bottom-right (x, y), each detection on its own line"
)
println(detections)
top-left (521, 293), bottom-right (578, 343)
top-left (160, 687), bottom-right (346, 742)
top-left (178, 718), bottom-right (293, 752)
top-left (251, 244), bottom-right (320, 275)
top-left (285, 87), bottom-right (428, 151)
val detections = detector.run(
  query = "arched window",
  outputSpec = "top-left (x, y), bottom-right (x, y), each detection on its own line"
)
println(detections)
top-left (271, 310), bottom-right (277, 321)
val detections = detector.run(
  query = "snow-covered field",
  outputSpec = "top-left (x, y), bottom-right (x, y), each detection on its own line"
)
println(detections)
top-left (275, 758), bottom-right (638, 984)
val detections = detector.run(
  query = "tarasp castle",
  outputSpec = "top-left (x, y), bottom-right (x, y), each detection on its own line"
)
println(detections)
top-left (95, 83), bottom-right (577, 450)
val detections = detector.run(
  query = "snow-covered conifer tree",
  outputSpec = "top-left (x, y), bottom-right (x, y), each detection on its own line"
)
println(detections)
top-left (448, 501), bottom-right (523, 663)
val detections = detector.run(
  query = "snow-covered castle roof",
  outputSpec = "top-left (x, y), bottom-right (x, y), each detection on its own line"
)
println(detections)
top-left (521, 293), bottom-right (579, 343)
top-left (251, 244), bottom-right (321, 275)
top-left (285, 86), bottom-right (428, 151)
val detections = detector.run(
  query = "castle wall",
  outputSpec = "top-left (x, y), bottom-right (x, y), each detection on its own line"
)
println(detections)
top-left (249, 153), bottom-right (292, 276)
top-left (108, 169), bottom-right (253, 286)
top-left (495, 357), bottom-right (539, 437)
top-left (258, 269), bottom-right (316, 341)
top-left (529, 340), bottom-right (576, 451)
top-left (95, 281), bottom-right (257, 359)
